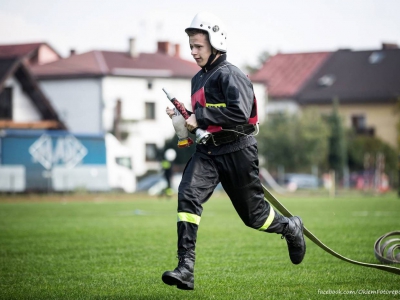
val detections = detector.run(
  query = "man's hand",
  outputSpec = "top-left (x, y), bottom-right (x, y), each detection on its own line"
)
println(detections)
top-left (185, 114), bottom-right (198, 132)
top-left (166, 106), bottom-right (175, 119)
top-left (166, 101), bottom-right (187, 119)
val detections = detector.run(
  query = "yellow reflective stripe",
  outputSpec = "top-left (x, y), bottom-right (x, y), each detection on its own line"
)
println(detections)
top-left (161, 160), bottom-right (171, 169)
top-left (177, 212), bottom-right (201, 225)
top-left (178, 139), bottom-right (190, 147)
top-left (206, 103), bottom-right (226, 108)
top-left (258, 206), bottom-right (275, 231)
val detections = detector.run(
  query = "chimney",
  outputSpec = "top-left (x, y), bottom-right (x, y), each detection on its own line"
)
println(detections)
top-left (157, 41), bottom-right (170, 55)
top-left (129, 38), bottom-right (138, 58)
top-left (174, 44), bottom-right (180, 58)
top-left (70, 49), bottom-right (76, 56)
top-left (382, 42), bottom-right (399, 49)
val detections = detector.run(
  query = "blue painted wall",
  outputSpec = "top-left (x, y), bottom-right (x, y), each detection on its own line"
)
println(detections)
top-left (0, 129), bottom-right (106, 191)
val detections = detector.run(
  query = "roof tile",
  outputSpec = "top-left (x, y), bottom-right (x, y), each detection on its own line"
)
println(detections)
top-left (250, 52), bottom-right (331, 99)
top-left (297, 49), bottom-right (400, 103)
top-left (0, 43), bottom-right (43, 58)
top-left (32, 50), bottom-right (200, 78)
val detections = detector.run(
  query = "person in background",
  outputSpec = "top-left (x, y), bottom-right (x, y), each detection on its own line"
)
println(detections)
top-left (160, 149), bottom-right (176, 198)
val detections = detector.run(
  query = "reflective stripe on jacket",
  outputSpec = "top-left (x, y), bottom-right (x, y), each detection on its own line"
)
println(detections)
top-left (191, 55), bottom-right (258, 133)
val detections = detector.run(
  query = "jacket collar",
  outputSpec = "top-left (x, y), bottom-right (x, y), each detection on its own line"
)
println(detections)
top-left (202, 54), bottom-right (227, 72)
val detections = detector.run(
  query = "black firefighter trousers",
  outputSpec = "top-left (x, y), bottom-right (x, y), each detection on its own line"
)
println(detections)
top-left (177, 144), bottom-right (289, 251)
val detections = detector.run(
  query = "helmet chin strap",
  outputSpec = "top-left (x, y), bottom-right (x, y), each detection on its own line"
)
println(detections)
top-left (202, 49), bottom-right (219, 71)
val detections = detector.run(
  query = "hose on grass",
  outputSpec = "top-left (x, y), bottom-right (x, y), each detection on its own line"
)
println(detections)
top-left (262, 185), bottom-right (400, 276)
top-left (374, 231), bottom-right (400, 264)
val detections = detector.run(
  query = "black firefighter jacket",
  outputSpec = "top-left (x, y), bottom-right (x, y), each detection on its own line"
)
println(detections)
top-left (191, 55), bottom-right (258, 156)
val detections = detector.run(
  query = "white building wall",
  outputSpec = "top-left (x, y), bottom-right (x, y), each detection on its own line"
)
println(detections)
top-left (266, 99), bottom-right (300, 117)
top-left (0, 166), bottom-right (26, 192)
top-left (38, 78), bottom-right (102, 134)
top-left (252, 82), bottom-right (267, 124)
top-left (102, 76), bottom-right (192, 176)
top-left (5, 77), bottom-right (41, 122)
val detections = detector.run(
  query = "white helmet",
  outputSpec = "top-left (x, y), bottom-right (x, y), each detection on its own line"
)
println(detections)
top-left (185, 11), bottom-right (227, 52)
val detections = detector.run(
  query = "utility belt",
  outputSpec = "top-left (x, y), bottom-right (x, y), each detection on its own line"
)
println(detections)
top-left (206, 124), bottom-right (256, 146)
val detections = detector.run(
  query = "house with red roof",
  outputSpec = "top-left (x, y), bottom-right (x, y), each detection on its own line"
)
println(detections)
top-left (0, 42), bottom-right (141, 193)
top-left (297, 46), bottom-right (400, 148)
top-left (0, 44), bottom-right (65, 130)
top-left (250, 51), bottom-right (331, 115)
top-left (0, 44), bottom-right (66, 193)
top-left (0, 42), bottom-right (61, 66)
top-left (251, 45), bottom-right (400, 149)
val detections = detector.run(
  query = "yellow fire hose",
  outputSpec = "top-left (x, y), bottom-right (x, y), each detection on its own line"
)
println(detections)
top-left (262, 185), bottom-right (400, 276)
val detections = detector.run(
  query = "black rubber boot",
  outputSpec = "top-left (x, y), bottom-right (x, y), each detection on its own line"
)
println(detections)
top-left (162, 250), bottom-right (195, 290)
top-left (282, 216), bottom-right (306, 264)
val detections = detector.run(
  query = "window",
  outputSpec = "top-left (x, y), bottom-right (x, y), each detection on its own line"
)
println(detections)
top-left (0, 87), bottom-right (12, 119)
top-left (351, 115), bottom-right (375, 136)
top-left (115, 157), bottom-right (132, 169)
top-left (368, 52), bottom-right (385, 64)
top-left (145, 143), bottom-right (158, 161)
top-left (145, 102), bottom-right (156, 120)
top-left (351, 115), bottom-right (366, 131)
top-left (318, 74), bottom-right (335, 87)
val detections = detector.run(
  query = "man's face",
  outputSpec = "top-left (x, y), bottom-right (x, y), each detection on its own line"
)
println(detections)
top-left (189, 33), bottom-right (212, 67)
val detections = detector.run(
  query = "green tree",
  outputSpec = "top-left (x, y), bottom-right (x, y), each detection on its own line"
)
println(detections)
top-left (326, 98), bottom-right (347, 176)
top-left (243, 51), bottom-right (270, 74)
top-left (347, 134), bottom-right (397, 176)
top-left (257, 112), bottom-right (297, 170)
top-left (395, 98), bottom-right (400, 192)
top-left (395, 97), bottom-right (400, 150)
top-left (257, 109), bottom-right (329, 172)
top-left (298, 109), bottom-right (330, 170)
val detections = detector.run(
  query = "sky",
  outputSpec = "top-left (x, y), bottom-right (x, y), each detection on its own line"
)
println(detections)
top-left (0, 0), bottom-right (399, 68)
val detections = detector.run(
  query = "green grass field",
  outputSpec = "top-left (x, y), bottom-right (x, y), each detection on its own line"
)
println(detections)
top-left (1, 190), bottom-right (399, 299)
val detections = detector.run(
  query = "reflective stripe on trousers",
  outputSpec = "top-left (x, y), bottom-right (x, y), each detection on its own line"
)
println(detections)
top-left (177, 212), bottom-right (201, 225)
